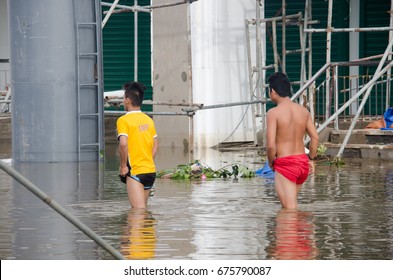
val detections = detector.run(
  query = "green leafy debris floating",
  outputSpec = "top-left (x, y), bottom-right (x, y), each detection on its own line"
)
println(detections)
top-left (157, 160), bottom-right (256, 180)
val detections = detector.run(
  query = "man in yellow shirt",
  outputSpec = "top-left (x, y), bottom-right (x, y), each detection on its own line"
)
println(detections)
top-left (117, 82), bottom-right (158, 208)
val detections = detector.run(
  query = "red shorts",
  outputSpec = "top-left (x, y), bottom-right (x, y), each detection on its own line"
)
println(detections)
top-left (273, 154), bottom-right (309, 184)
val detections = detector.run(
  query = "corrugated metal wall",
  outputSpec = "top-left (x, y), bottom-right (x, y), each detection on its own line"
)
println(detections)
top-left (264, 0), bottom-right (349, 90)
top-left (102, 0), bottom-right (152, 104)
top-left (264, 0), bottom-right (392, 116)
top-left (360, 0), bottom-right (392, 115)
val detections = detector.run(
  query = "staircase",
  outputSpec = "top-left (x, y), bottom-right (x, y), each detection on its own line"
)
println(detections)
top-left (321, 125), bottom-right (393, 160)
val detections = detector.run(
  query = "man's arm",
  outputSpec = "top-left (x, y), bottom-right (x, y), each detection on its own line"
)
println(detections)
top-left (152, 137), bottom-right (158, 159)
top-left (266, 110), bottom-right (277, 169)
top-left (306, 113), bottom-right (319, 159)
top-left (118, 135), bottom-right (129, 176)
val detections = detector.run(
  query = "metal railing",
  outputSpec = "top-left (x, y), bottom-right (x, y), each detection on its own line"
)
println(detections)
top-left (298, 56), bottom-right (393, 158)
top-left (0, 68), bottom-right (11, 113)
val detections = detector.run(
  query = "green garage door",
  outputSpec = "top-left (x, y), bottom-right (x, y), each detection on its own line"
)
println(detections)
top-left (102, 0), bottom-right (152, 104)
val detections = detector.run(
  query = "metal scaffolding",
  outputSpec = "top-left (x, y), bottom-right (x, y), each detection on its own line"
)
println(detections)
top-left (245, 0), bottom-right (393, 158)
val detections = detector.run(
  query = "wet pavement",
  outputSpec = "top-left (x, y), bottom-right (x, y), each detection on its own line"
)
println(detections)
top-left (1, 143), bottom-right (393, 259)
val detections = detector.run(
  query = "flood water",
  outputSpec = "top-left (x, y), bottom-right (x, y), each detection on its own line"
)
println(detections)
top-left (1, 143), bottom-right (393, 260)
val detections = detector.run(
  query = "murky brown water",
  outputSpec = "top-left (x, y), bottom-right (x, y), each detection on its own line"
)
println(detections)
top-left (1, 143), bottom-right (393, 260)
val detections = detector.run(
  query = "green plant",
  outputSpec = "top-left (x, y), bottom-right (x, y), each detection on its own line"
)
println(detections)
top-left (329, 156), bottom-right (345, 166)
top-left (316, 144), bottom-right (327, 157)
top-left (157, 160), bottom-right (256, 180)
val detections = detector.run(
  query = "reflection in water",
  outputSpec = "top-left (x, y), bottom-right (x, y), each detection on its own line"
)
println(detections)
top-left (2, 146), bottom-right (393, 260)
top-left (8, 161), bottom-right (103, 259)
top-left (267, 209), bottom-right (318, 260)
top-left (120, 209), bottom-right (156, 259)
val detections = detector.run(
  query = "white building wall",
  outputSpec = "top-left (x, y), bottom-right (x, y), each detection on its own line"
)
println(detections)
top-left (190, 0), bottom-right (262, 148)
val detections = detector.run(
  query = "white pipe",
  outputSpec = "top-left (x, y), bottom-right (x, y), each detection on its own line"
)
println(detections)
top-left (101, 0), bottom-right (120, 28)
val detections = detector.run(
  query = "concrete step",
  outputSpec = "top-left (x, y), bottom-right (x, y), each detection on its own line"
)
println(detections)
top-left (330, 129), bottom-right (393, 145)
top-left (322, 142), bottom-right (393, 159)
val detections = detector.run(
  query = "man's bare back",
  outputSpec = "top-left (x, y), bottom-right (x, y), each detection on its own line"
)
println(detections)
top-left (268, 100), bottom-right (312, 158)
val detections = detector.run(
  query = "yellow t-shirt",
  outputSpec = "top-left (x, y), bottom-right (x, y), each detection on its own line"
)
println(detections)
top-left (117, 110), bottom-right (157, 175)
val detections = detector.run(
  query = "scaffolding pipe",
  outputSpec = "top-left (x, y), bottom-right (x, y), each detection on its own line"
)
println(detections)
top-left (102, 0), bottom-right (196, 14)
top-left (291, 62), bottom-right (330, 101)
top-left (0, 87), bottom-right (11, 113)
top-left (254, 12), bottom-right (302, 24)
top-left (305, 26), bottom-right (393, 33)
top-left (325, 0), bottom-right (333, 122)
top-left (0, 161), bottom-right (125, 260)
top-left (245, 20), bottom-right (258, 145)
top-left (102, 0), bottom-right (120, 28)
top-left (101, 1), bottom-right (150, 13)
top-left (106, 99), bottom-right (203, 107)
top-left (313, 61), bottom-right (393, 136)
top-left (336, 38), bottom-right (393, 158)
top-left (334, 65), bottom-right (339, 130)
top-left (143, 0), bottom-right (195, 9)
top-left (256, 0), bottom-right (265, 144)
top-left (134, 0), bottom-right (138, 81)
top-left (302, 0), bottom-right (309, 88)
top-left (282, 0), bottom-right (286, 72)
top-left (105, 110), bottom-right (190, 116)
top-left (307, 0), bottom-right (314, 120)
top-left (272, 20), bottom-right (279, 71)
top-left (192, 98), bottom-right (269, 111)
top-left (106, 98), bottom-right (269, 117)
top-left (387, 0), bottom-right (393, 109)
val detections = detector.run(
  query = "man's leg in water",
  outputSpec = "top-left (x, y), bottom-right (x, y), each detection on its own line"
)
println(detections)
top-left (274, 171), bottom-right (300, 209)
top-left (126, 177), bottom-right (147, 209)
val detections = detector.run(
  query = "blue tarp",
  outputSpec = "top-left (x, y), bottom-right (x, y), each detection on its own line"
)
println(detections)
top-left (255, 161), bottom-right (275, 179)
top-left (380, 107), bottom-right (393, 131)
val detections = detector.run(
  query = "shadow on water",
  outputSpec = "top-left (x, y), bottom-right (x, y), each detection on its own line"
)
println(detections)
top-left (1, 143), bottom-right (393, 260)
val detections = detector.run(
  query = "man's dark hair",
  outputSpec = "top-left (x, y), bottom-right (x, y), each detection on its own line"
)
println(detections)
top-left (123, 82), bottom-right (146, 107)
top-left (268, 72), bottom-right (291, 97)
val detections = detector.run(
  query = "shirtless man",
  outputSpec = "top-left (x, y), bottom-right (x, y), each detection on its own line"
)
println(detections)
top-left (266, 72), bottom-right (319, 209)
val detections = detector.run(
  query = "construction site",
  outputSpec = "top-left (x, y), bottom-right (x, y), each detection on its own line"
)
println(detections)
top-left (1, 1), bottom-right (393, 263)
top-left (1, 0), bottom-right (393, 162)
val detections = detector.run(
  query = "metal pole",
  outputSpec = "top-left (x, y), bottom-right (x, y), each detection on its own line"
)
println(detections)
top-left (105, 110), bottom-right (190, 116)
top-left (291, 62), bottom-right (330, 101)
top-left (325, 0), bottom-right (333, 122)
top-left (256, 0), bottom-right (266, 144)
top-left (305, 26), bottom-right (393, 33)
top-left (256, 12), bottom-right (302, 23)
top-left (282, 0), bottom-right (286, 72)
top-left (246, 20), bottom-right (258, 145)
top-left (308, 0), bottom-right (315, 122)
top-left (0, 161), bottom-right (125, 260)
top-left (300, 10), bottom-right (306, 89)
top-left (334, 65), bottom-right (339, 130)
top-left (387, 0), bottom-right (393, 110)
top-left (102, 0), bottom-right (120, 28)
top-left (308, 0), bottom-right (313, 81)
top-left (143, 0), bottom-right (193, 9)
top-left (101, 2), bottom-right (150, 13)
top-left (134, 0), bottom-right (138, 81)
top-left (272, 20), bottom-right (279, 71)
top-left (187, 0), bottom-right (194, 160)
top-left (188, 99), bottom-right (269, 111)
